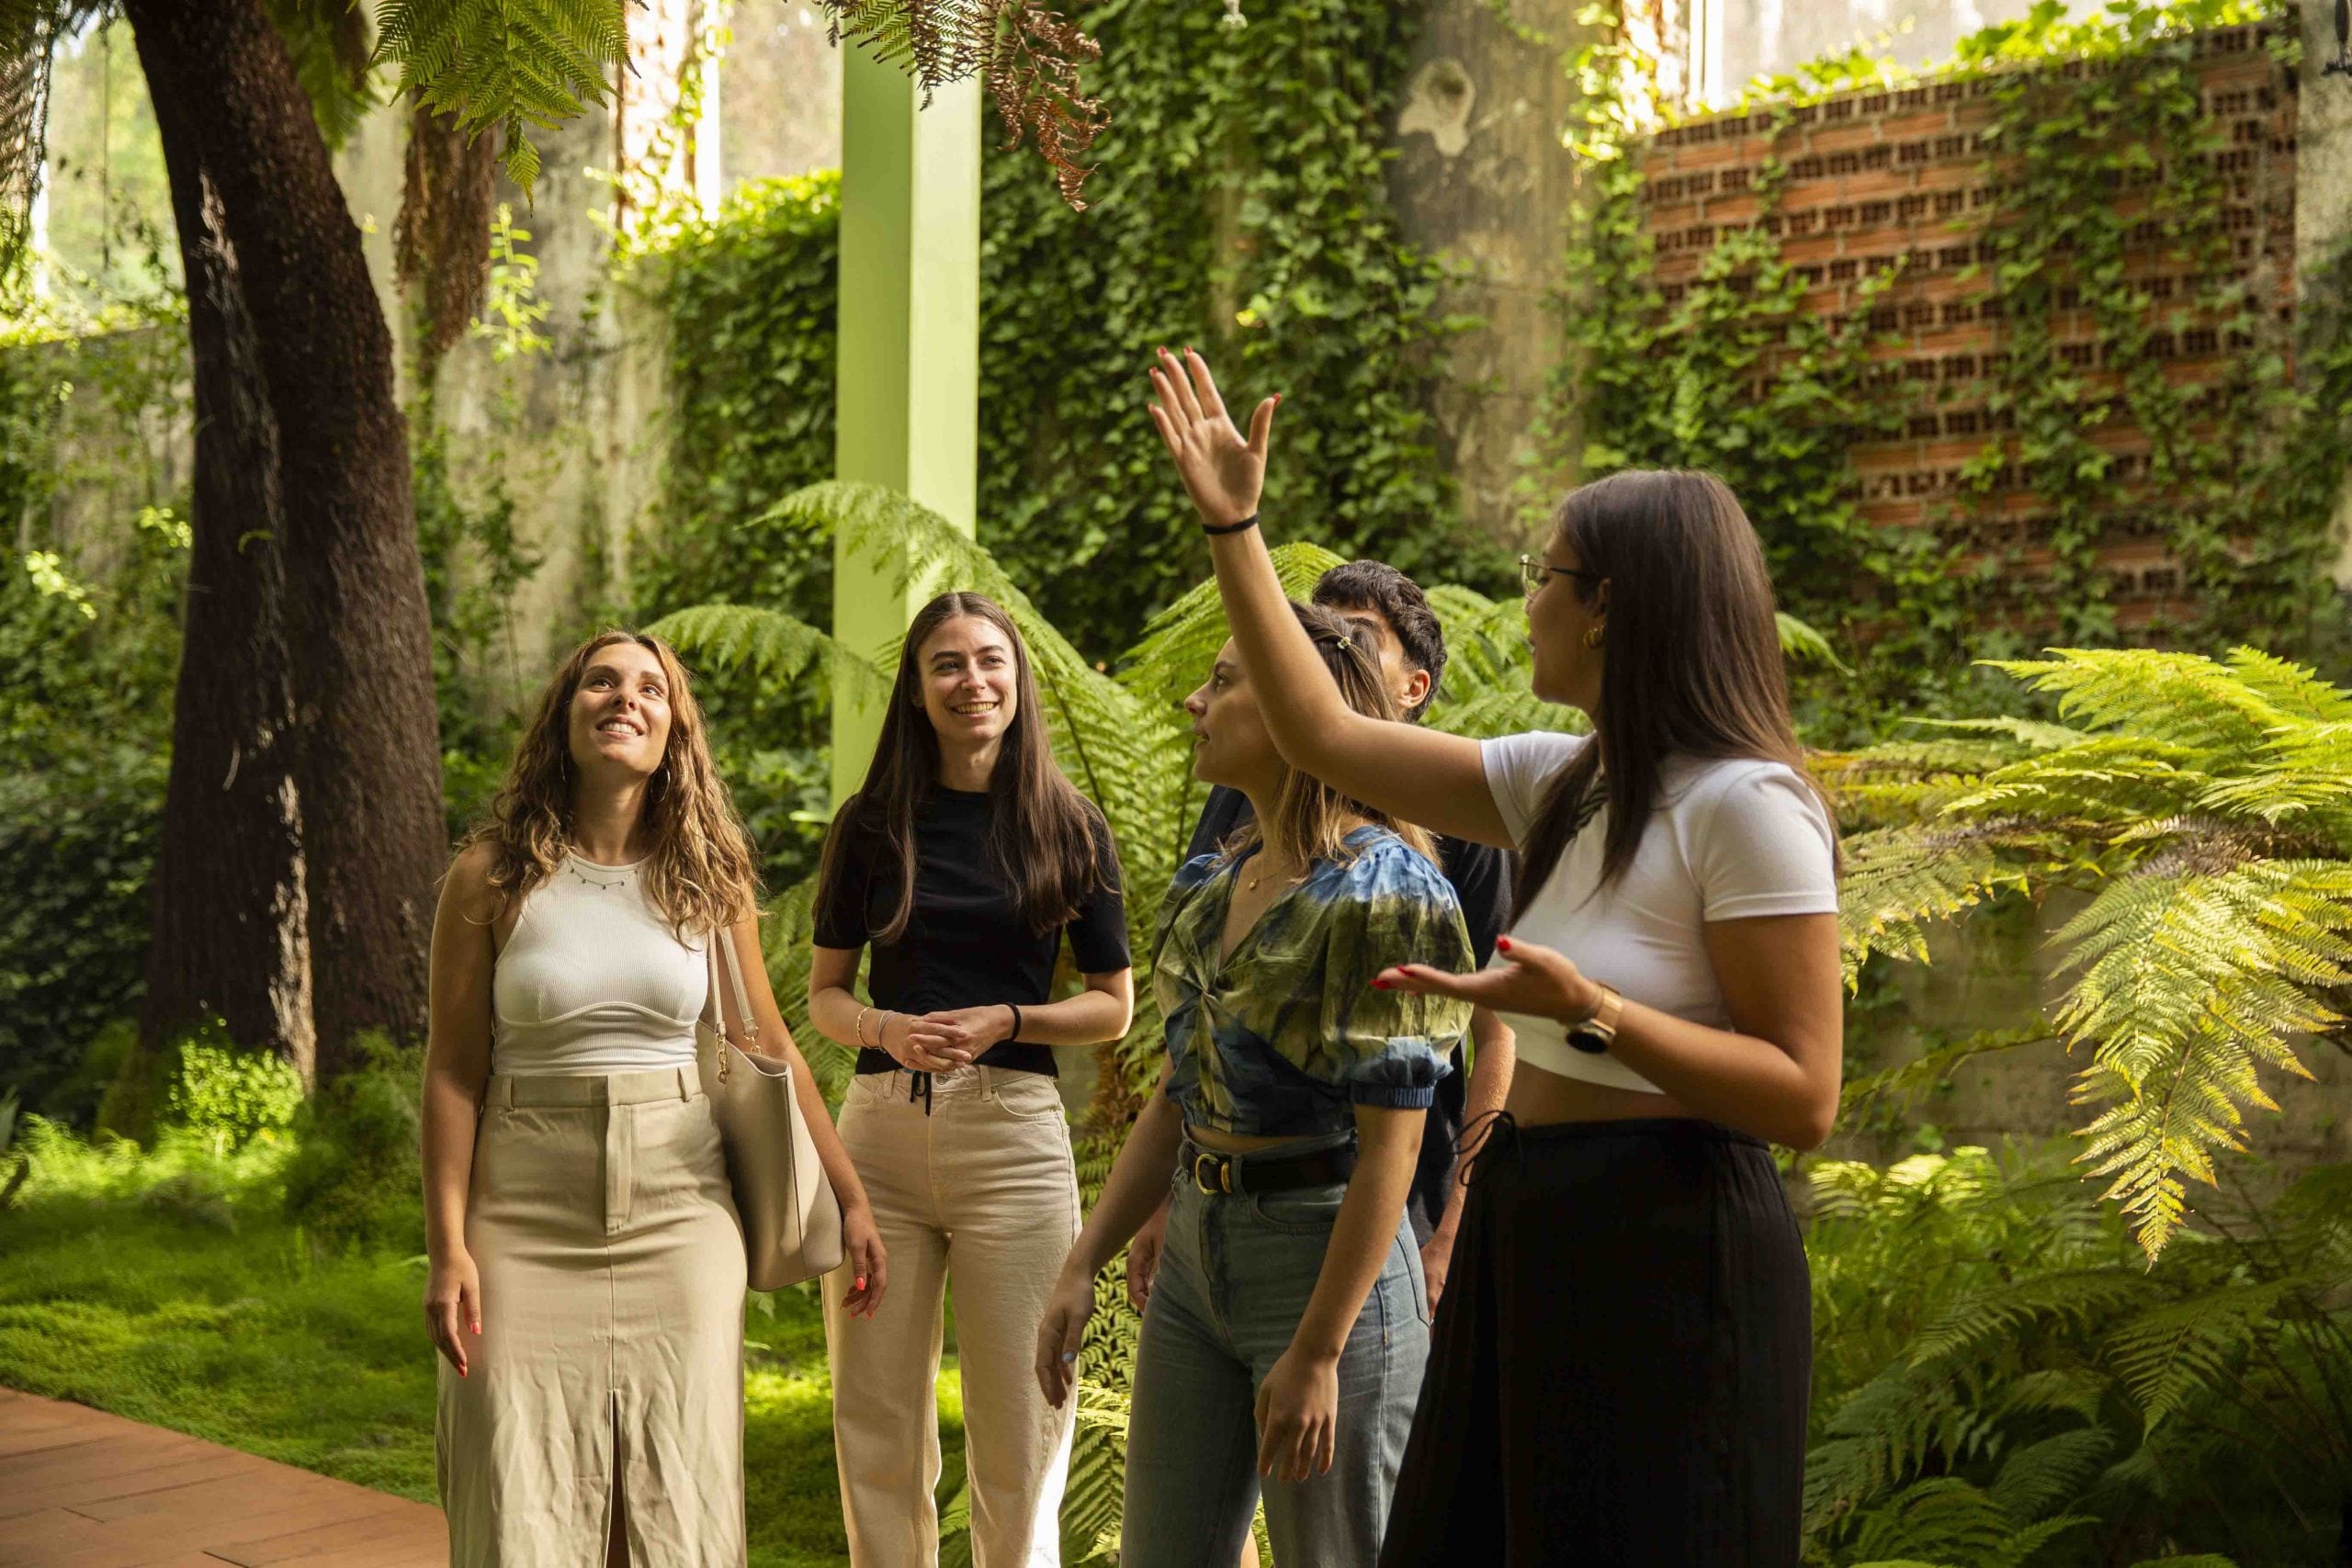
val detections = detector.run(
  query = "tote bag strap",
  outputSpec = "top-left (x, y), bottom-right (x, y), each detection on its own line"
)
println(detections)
top-left (705, 921), bottom-right (762, 1080)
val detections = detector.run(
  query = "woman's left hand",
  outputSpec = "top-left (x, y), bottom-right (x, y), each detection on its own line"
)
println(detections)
top-left (1148, 347), bottom-right (1277, 531)
top-left (907, 1005), bottom-right (1016, 1060)
top-left (839, 1203), bottom-right (888, 1319)
top-left (1374, 935), bottom-right (1601, 1024)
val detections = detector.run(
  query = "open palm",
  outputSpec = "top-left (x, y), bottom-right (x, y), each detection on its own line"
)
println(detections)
top-left (1148, 347), bottom-right (1278, 530)
top-left (1374, 935), bottom-right (1598, 1023)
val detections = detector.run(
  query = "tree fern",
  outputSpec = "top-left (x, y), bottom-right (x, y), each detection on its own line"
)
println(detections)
top-left (1836, 648), bottom-right (2352, 1258)
top-left (371, 0), bottom-right (627, 198)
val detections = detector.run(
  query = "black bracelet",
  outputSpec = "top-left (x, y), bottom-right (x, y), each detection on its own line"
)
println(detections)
top-left (1006, 1002), bottom-right (1023, 1044)
top-left (1202, 513), bottom-right (1260, 537)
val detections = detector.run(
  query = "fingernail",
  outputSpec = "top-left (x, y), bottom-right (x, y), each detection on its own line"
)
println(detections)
top-left (1497, 936), bottom-right (1512, 951)
top-left (1371, 978), bottom-right (1389, 989)
top-left (1062, 1351), bottom-right (1078, 1363)
top-left (855, 1277), bottom-right (867, 1290)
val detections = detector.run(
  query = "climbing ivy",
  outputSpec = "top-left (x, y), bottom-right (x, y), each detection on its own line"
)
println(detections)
top-left (627, 0), bottom-right (1514, 670)
top-left (1558, 0), bottom-right (2350, 737)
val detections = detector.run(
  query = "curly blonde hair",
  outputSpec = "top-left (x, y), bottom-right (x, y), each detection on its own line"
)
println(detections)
top-left (467, 630), bottom-right (762, 940)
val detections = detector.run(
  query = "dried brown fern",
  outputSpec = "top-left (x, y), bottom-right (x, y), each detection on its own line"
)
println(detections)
top-left (981, 0), bottom-right (1103, 209)
top-left (393, 98), bottom-right (499, 383)
top-left (815, 0), bottom-right (1105, 209)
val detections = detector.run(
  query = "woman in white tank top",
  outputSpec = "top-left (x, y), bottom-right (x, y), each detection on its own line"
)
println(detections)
top-left (1150, 349), bottom-right (1841, 1567)
top-left (420, 631), bottom-right (887, 1568)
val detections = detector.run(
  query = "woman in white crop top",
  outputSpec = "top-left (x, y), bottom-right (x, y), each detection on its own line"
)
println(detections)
top-left (1150, 348), bottom-right (1839, 1567)
top-left (420, 631), bottom-right (886, 1568)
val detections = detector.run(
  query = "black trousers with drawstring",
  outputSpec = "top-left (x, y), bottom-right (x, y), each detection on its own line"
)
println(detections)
top-left (1379, 1116), bottom-right (1812, 1567)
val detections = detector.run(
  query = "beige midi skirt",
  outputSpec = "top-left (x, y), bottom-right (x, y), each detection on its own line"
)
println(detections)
top-left (437, 1066), bottom-right (748, 1567)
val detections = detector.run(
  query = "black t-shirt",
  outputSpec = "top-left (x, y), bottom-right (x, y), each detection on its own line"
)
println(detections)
top-left (1185, 784), bottom-right (1512, 1240)
top-left (815, 786), bottom-right (1132, 1077)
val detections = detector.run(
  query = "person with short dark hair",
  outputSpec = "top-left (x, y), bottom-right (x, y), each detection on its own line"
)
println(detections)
top-left (1125, 560), bottom-right (1516, 1325)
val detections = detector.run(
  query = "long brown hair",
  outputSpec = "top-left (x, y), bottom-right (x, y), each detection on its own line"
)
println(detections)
top-left (468, 630), bottom-right (763, 939)
top-left (1228, 602), bottom-right (1435, 870)
top-left (816, 592), bottom-right (1112, 945)
top-left (1512, 469), bottom-right (1830, 914)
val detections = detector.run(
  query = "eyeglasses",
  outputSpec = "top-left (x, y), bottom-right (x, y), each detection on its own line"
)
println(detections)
top-left (1519, 554), bottom-right (1603, 596)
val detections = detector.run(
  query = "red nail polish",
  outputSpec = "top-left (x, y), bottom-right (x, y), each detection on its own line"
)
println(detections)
top-left (1371, 978), bottom-right (1389, 989)
top-left (1497, 936), bottom-right (1512, 951)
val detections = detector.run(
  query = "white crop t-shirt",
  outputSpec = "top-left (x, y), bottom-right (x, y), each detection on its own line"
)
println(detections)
top-left (1480, 729), bottom-right (1839, 1094)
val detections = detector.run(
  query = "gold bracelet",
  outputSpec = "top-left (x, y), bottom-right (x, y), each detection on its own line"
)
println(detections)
top-left (854, 1004), bottom-right (875, 1049)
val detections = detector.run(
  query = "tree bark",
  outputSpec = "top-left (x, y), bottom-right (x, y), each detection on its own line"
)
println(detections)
top-left (131, 24), bottom-right (313, 1080)
top-left (122, 0), bottom-right (445, 1078)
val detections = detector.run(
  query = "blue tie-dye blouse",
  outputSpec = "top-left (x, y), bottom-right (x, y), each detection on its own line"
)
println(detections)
top-left (1152, 825), bottom-right (1475, 1138)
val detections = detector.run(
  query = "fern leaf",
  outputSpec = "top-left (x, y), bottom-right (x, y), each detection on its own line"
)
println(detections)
top-left (2106, 1278), bottom-right (2295, 1430)
top-left (1987, 1426), bottom-right (2113, 1522)
top-left (647, 602), bottom-right (892, 713)
top-left (370, 0), bottom-right (626, 201)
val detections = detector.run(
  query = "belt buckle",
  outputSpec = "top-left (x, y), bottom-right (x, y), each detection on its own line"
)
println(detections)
top-left (1192, 1150), bottom-right (1233, 1196)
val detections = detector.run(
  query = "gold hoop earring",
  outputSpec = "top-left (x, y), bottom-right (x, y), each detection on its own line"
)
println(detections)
top-left (1583, 625), bottom-right (1606, 649)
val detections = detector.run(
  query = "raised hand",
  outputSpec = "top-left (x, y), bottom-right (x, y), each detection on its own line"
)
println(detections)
top-left (1374, 934), bottom-right (1603, 1024)
top-left (1147, 346), bottom-right (1278, 530)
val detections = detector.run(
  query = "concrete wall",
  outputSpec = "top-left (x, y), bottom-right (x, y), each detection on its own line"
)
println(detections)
top-left (1834, 895), bottom-right (2352, 1191)
top-left (1387, 0), bottom-right (1599, 547)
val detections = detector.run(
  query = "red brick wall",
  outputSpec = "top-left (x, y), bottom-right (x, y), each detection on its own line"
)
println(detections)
top-left (1632, 22), bottom-right (2296, 624)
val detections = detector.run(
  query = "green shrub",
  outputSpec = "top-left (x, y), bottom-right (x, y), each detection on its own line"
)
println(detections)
top-left (164, 1024), bottom-right (303, 1152)
top-left (280, 1033), bottom-right (424, 1256)
top-left (0, 742), bottom-right (164, 1119)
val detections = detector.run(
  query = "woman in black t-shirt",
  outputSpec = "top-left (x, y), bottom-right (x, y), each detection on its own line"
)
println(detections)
top-left (808, 591), bottom-right (1134, 1568)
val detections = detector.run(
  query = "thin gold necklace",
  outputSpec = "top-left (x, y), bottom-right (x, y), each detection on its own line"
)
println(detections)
top-left (1243, 851), bottom-right (1295, 894)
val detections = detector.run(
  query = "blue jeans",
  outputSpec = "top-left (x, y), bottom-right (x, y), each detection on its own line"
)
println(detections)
top-left (1121, 1140), bottom-right (1431, 1568)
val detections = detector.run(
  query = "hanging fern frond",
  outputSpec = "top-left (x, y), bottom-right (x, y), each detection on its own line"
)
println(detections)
top-left (370, 0), bottom-right (627, 200)
top-left (646, 600), bottom-right (892, 712)
top-left (1836, 821), bottom-right (2038, 981)
top-left (267, 0), bottom-right (378, 149)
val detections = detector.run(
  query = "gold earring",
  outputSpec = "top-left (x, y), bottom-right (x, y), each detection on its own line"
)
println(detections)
top-left (1583, 625), bottom-right (1606, 649)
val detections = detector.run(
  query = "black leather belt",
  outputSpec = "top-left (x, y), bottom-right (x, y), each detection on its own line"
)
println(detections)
top-left (1181, 1137), bottom-right (1356, 1196)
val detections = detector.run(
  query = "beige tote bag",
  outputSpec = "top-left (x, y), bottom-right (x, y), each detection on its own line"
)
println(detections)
top-left (697, 927), bottom-right (844, 1291)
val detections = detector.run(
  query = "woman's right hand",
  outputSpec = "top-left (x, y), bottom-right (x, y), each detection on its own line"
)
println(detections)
top-left (1033, 1264), bottom-right (1097, 1409)
top-left (424, 1248), bottom-right (481, 1376)
top-left (1125, 1199), bottom-right (1170, 1312)
top-left (1148, 347), bottom-right (1277, 531)
top-left (877, 1011), bottom-right (969, 1074)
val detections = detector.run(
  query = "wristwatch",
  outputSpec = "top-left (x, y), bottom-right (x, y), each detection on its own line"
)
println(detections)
top-left (1564, 982), bottom-right (1623, 1055)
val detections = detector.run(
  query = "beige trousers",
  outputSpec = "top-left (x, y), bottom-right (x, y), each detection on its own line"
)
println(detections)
top-left (825, 1066), bottom-right (1081, 1568)
top-left (437, 1067), bottom-right (747, 1568)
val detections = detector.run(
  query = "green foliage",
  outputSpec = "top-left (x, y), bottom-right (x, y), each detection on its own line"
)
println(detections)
top-left (974, 0), bottom-right (1509, 654)
top-left (1830, 647), bottom-right (2352, 1258)
top-left (370, 0), bottom-right (628, 198)
top-left (280, 1035), bottom-right (425, 1255)
top-left (1558, 0), bottom-right (2346, 741)
top-left (165, 1027), bottom-right (304, 1154)
top-left (1800, 1144), bottom-right (2350, 1566)
top-left (628, 0), bottom-right (1510, 674)
top-left (0, 744), bottom-right (165, 1118)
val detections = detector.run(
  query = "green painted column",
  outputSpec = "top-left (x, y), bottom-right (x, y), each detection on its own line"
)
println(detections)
top-left (831, 51), bottom-right (982, 805)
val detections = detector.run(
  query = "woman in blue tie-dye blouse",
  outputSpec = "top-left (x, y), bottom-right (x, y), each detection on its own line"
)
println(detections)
top-left (1034, 601), bottom-right (1474, 1568)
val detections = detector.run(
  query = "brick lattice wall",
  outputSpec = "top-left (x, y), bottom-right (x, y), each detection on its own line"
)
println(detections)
top-left (1634, 23), bottom-right (2297, 622)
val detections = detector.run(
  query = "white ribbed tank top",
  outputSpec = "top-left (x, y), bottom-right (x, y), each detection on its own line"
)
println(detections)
top-left (492, 854), bottom-right (709, 1076)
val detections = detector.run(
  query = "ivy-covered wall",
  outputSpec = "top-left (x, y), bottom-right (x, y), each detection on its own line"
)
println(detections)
top-left (1564, 3), bottom-right (2352, 736)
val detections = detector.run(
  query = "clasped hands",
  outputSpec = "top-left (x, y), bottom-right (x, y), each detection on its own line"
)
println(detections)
top-left (872, 1004), bottom-right (1015, 1073)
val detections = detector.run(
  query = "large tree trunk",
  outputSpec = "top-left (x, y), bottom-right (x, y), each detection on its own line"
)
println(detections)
top-left (132, 27), bottom-right (313, 1079)
top-left (122, 0), bottom-right (446, 1078)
